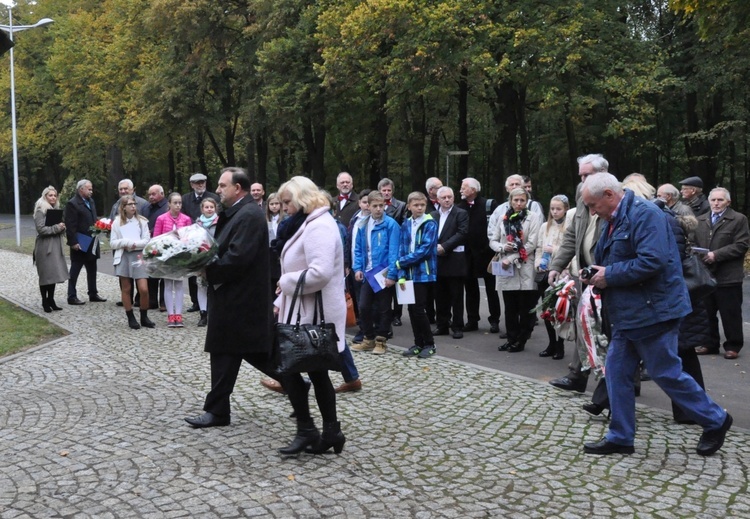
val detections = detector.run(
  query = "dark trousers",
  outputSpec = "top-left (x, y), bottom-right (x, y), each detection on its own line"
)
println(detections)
top-left (425, 283), bottom-right (436, 323)
top-left (359, 283), bottom-right (394, 338)
top-left (704, 284), bottom-right (743, 353)
top-left (188, 276), bottom-right (198, 307)
top-left (148, 277), bottom-right (166, 308)
top-left (203, 352), bottom-right (278, 416)
top-left (407, 282), bottom-right (435, 347)
top-left (464, 273), bottom-right (501, 324)
top-left (502, 290), bottom-right (537, 344)
top-left (282, 371), bottom-right (337, 423)
top-left (68, 256), bottom-right (98, 299)
top-left (392, 291), bottom-right (403, 319)
top-left (435, 276), bottom-right (465, 331)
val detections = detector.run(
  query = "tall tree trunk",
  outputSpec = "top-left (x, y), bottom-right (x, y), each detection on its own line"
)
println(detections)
top-left (517, 86), bottom-right (529, 178)
top-left (489, 82), bottom-right (520, 198)
top-left (256, 129), bottom-right (269, 187)
top-left (167, 145), bottom-right (176, 193)
top-left (369, 91), bottom-right (389, 187)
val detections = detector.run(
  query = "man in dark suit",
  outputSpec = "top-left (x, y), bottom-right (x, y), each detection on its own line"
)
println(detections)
top-left (694, 187), bottom-right (750, 360)
top-left (185, 167), bottom-right (277, 428)
top-left (333, 171), bottom-right (360, 227)
top-left (431, 187), bottom-right (469, 339)
top-left (458, 177), bottom-right (501, 333)
top-left (250, 182), bottom-right (265, 210)
top-left (679, 176), bottom-right (710, 216)
top-left (65, 179), bottom-right (106, 305)
top-left (182, 172), bottom-right (221, 312)
top-left (426, 177), bottom-right (443, 212)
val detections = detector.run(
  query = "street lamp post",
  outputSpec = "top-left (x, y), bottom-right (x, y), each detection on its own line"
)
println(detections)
top-left (445, 150), bottom-right (469, 187)
top-left (0, 9), bottom-right (54, 246)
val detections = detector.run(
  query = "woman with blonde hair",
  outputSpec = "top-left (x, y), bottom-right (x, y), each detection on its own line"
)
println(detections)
top-left (110, 195), bottom-right (154, 329)
top-left (33, 186), bottom-right (68, 312)
top-left (489, 187), bottom-right (542, 353)
top-left (535, 194), bottom-right (572, 359)
top-left (274, 175), bottom-right (347, 456)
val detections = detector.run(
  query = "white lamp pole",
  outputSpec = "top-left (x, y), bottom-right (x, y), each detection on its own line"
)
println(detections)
top-left (0, 8), bottom-right (54, 246)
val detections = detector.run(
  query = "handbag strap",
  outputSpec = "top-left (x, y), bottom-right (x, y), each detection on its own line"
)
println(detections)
top-left (285, 270), bottom-right (308, 325)
top-left (312, 291), bottom-right (326, 325)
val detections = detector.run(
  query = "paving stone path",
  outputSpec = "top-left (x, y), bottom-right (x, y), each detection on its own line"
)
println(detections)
top-left (1, 249), bottom-right (748, 518)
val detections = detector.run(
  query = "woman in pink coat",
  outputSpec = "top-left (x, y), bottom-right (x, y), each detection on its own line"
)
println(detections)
top-left (274, 176), bottom-right (347, 457)
top-left (153, 192), bottom-right (193, 327)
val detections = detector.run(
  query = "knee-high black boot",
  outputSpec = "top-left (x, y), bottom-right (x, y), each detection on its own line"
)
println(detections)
top-left (40, 285), bottom-right (52, 313)
top-left (126, 310), bottom-right (141, 330)
top-left (278, 419), bottom-right (320, 457)
top-left (48, 285), bottom-right (62, 311)
top-left (306, 421), bottom-right (345, 454)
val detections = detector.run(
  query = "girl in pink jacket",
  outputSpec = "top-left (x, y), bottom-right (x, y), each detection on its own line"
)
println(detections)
top-left (153, 192), bottom-right (193, 327)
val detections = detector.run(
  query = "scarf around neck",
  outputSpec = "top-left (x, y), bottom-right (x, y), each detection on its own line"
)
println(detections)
top-left (503, 207), bottom-right (529, 262)
top-left (271, 211), bottom-right (306, 255)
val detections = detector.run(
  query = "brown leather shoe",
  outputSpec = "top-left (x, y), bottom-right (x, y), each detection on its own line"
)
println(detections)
top-left (335, 379), bottom-right (362, 393)
top-left (724, 351), bottom-right (739, 360)
top-left (695, 347), bottom-right (719, 355)
top-left (260, 378), bottom-right (285, 394)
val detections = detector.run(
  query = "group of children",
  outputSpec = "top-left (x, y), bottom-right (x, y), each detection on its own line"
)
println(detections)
top-left (349, 191), bottom-right (439, 359)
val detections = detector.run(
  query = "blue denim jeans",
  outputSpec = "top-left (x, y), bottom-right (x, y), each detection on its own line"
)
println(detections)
top-left (605, 319), bottom-right (727, 446)
top-left (339, 342), bottom-right (359, 383)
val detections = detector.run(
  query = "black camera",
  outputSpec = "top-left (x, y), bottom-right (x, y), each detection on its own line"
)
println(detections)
top-left (580, 266), bottom-right (599, 280)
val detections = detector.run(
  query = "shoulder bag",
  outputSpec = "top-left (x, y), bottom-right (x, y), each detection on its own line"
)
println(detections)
top-left (274, 270), bottom-right (342, 375)
top-left (682, 253), bottom-right (717, 299)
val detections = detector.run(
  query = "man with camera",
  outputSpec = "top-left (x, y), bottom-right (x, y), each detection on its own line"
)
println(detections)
top-left (579, 173), bottom-right (731, 456)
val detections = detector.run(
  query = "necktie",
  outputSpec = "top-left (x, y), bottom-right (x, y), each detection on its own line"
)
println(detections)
top-left (385, 199), bottom-right (392, 206)
top-left (338, 194), bottom-right (348, 201)
top-left (84, 199), bottom-right (91, 210)
top-left (712, 213), bottom-right (719, 226)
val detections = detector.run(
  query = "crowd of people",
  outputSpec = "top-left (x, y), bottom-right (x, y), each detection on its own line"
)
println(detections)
top-left (30, 153), bottom-right (744, 457)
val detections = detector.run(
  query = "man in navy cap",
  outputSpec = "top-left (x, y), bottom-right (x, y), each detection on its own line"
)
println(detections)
top-left (678, 176), bottom-right (710, 216)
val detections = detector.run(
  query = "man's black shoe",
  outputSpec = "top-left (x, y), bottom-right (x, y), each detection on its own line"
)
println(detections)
top-left (68, 297), bottom-right (85, 305)
top-left (186, 303), bottom-right (200, 313)
top-left (115, 301), bottom-right (124, 307)
top-left (431, 328), bottom-right (450, 336)
top-left (696, 413), bottom-right (733, 456)
top-left (463, 322), bottom-right (479, 332)
top-left (89, 295), bottom-right (107, 302)
top-left (392, 317), bottom-right (402, 326)
top-left (489, 322), bottom-right (500, 334)
top-left (549, 376), bottom-right (587, 393)
top-left (584, 438), bottom-right (634, 455)
top-left (184, 412), bottom-right (230, 429)
top-left (452, 330), bottom-right (464, 339)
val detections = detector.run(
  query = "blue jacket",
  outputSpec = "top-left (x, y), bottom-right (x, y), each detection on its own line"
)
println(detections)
top-left (353, 215), bottom-right (401, 280)
top-left (595, 189), bottom-right (691, 331)
top-left (396, 215), bottom-right (438, 283)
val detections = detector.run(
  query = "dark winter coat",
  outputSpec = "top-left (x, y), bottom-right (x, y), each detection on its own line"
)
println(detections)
top-left (64, 194), bottom-right (100, 260)
top-left (204, 197), bottom-right (272, 355)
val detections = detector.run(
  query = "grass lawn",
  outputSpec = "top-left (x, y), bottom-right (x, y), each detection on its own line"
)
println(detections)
top-left (0, 298), bottom-right (68, 358)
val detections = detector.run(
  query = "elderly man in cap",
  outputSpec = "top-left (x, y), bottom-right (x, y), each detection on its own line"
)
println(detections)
top-left (679, 176), bottom-right (710, 216)
top-left (182, 173), bottom-right (221, 313)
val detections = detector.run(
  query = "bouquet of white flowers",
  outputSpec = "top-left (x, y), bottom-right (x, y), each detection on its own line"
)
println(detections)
top-left (139, 224), bottom-right (218, 279)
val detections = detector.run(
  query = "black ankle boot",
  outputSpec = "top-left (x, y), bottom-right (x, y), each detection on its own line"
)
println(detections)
top-left (197, 311), bottom-right (207, 327)
top-left (127, 310), bottom-right (141, 330)
top-left (140, 310), bottom-right (155, 328)
top-left (539, 343), bottom-right (555, 357)
top-left (552, 339), bottom-right (564, 360)
top-left (278, 419), bottom-right (320, 456)
top-left (306, 421), bottom-right (346, 454)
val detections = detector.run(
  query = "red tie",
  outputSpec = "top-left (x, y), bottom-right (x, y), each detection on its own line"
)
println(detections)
top-left (385, 199), bottom-right (392, 206)
top-left (338, 194), bottom-right (348, 201)
top-left (608, 221), bottom-right (614, 237)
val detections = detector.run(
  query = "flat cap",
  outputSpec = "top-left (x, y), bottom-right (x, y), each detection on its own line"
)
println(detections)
top-left (189, 173), bottom-right (207, 182)
top-left (679, 176), bottom-right (703, 189)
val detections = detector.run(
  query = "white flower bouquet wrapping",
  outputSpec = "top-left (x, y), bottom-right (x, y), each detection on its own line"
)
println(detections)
top-left (138, 224), bottom-right (218, 279)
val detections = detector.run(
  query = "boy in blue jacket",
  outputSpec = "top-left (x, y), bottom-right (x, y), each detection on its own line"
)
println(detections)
top-left (396, 192), bottom-right (439, 358)
top-left (351, 191), bottom-right (401, 355)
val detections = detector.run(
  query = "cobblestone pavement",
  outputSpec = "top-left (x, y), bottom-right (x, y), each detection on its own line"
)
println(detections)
top-left (1, 249), bottom-right (749, 518)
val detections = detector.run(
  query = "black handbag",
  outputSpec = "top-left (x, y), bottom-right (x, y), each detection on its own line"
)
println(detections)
top-left (534, 269), bottom-right (548, 285)
top-left (682, 253), bottom-right (717, 298)
top-left (274, 270), bottom-right (342, 375)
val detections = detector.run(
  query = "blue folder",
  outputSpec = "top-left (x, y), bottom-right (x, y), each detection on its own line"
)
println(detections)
top-left (76, 232), bottom-right (94, 253)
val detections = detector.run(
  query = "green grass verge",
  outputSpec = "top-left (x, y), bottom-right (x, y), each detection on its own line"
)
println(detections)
top-left (0, 297), bottom-right (68, 358)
